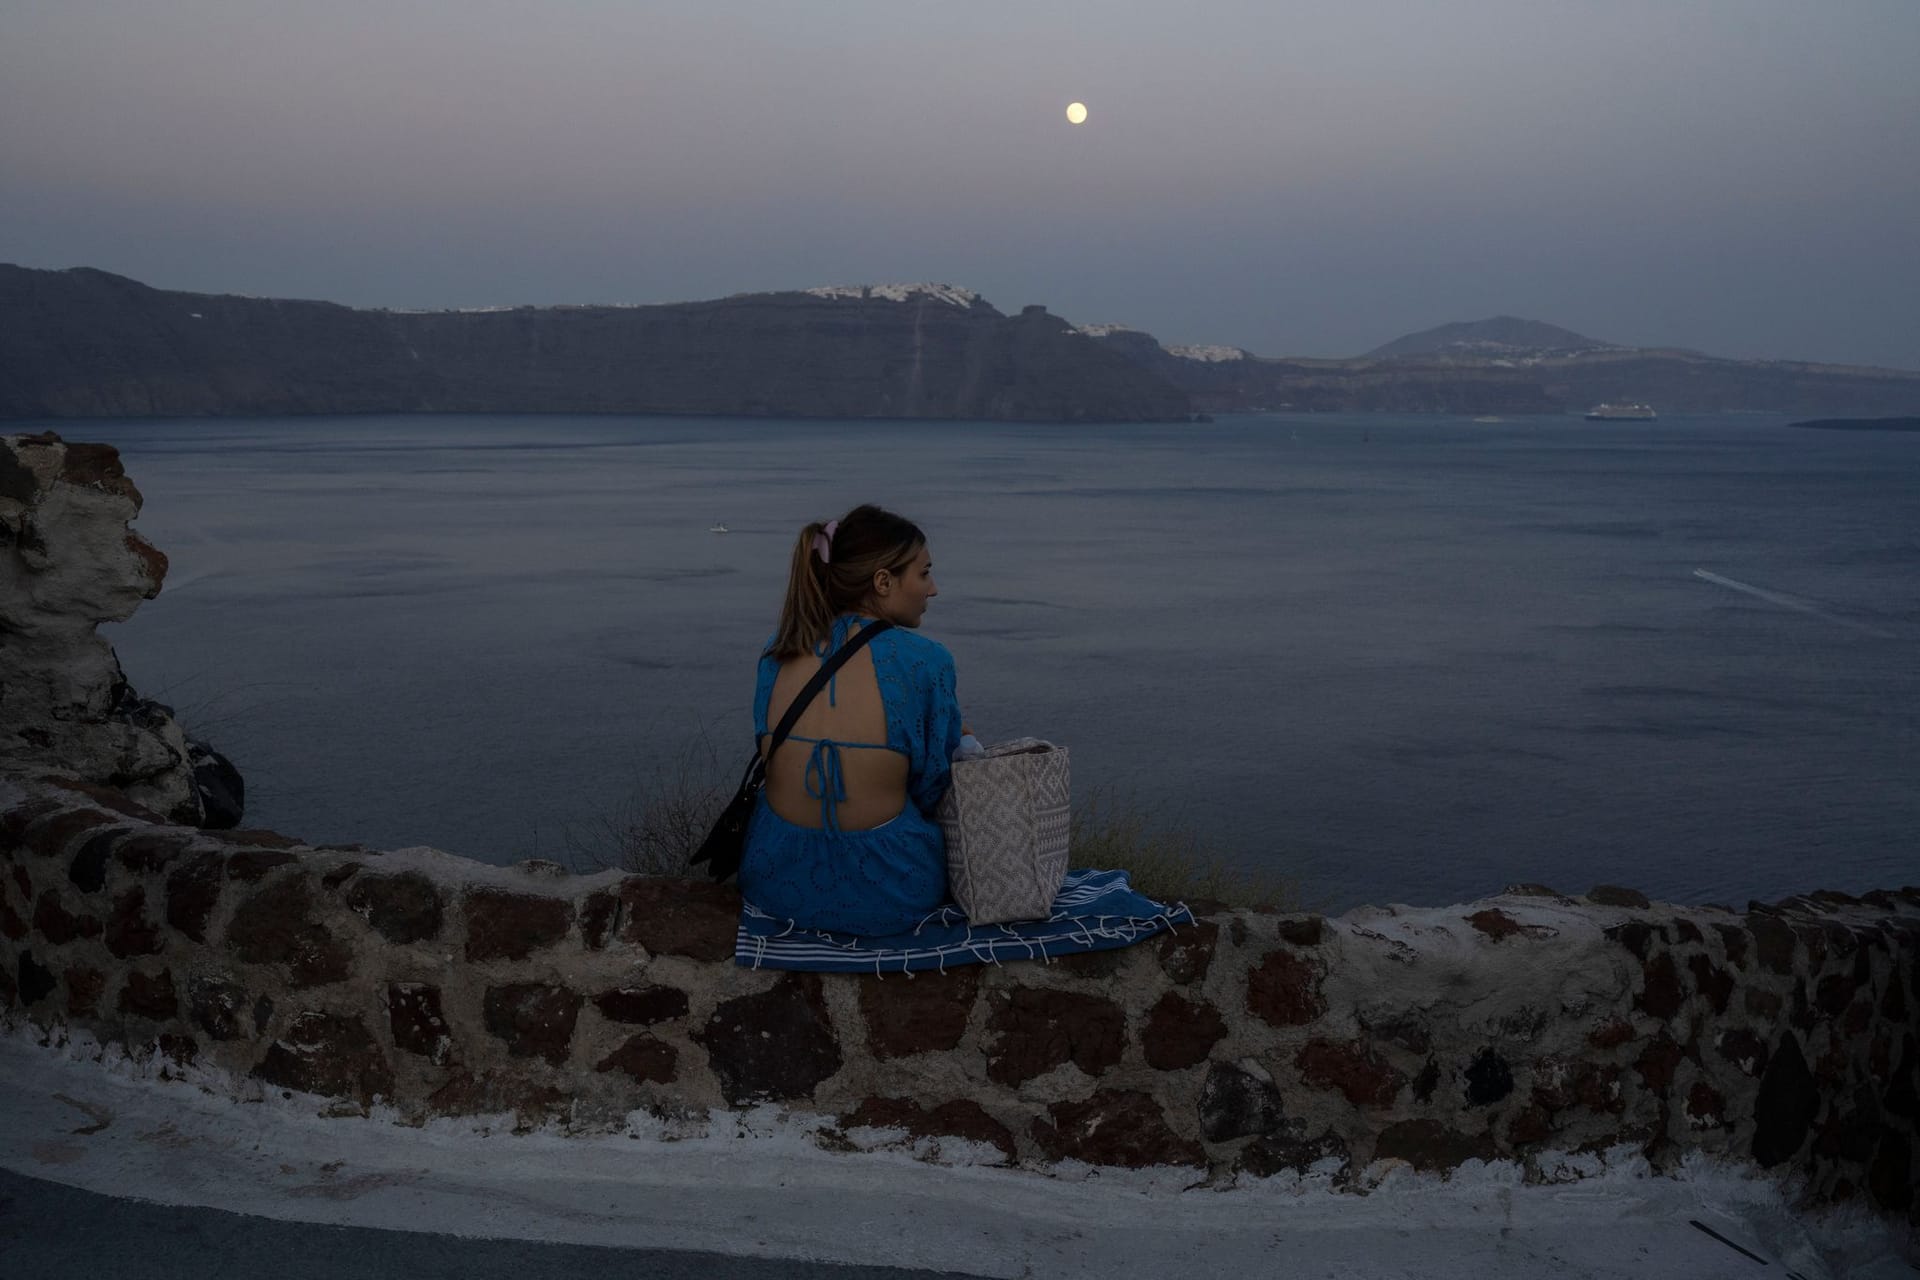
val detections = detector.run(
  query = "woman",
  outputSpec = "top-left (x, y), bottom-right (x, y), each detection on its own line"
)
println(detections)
top-left (739, 504), bottom-right (966, 936)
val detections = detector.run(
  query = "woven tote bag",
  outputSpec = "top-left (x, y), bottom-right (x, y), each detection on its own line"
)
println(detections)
top-left (936, 737), bottom-right (1071, 925)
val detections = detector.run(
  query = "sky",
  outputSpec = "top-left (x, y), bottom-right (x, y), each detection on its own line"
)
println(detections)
top-left (3, 0), bottom-right (1917, 368)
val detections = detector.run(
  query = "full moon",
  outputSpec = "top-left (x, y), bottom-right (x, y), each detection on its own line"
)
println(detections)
top-left (1065, 102), bottom-right (1088, 124)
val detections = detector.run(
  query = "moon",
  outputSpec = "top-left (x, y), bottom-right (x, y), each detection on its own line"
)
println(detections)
top-left (1065, 102), bottom-right (1088, 125)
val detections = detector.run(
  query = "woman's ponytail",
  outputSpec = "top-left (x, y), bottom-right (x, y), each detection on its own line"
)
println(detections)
top-left (765, 505), bottom-right (927, 659)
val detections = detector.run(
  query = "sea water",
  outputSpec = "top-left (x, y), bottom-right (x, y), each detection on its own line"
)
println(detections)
top-left (56, 412), bottom-right (1919, 910)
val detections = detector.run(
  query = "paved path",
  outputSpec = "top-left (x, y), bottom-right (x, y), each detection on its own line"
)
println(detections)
top-left (1, 1031), bottom-right (1908, 1278)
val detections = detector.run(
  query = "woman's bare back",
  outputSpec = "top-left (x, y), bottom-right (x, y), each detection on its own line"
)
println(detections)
top-left (760, 642), bottom-right (910, 830)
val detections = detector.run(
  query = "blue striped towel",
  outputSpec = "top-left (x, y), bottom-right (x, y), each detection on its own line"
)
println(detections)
top-left (735, 868), bottom-right (1193, 973)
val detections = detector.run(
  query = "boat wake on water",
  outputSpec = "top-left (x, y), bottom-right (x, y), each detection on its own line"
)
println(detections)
top-left (1692, 569), bottom-right (1897, 639)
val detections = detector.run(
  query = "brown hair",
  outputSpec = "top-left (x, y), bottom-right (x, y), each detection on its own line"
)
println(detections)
top-left (766, 504), bottom-right (927, 659)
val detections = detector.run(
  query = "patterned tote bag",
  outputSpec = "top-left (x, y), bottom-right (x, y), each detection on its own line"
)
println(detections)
top-left (936, 738), bottom-right (1071, 925)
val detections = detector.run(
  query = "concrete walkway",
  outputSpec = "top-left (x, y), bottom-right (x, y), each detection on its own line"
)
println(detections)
top-left (1, 1030), bottom-right (1909, 1279)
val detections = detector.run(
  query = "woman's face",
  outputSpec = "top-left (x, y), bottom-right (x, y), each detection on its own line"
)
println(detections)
top-left (870, 544), bottom-right (937, 627)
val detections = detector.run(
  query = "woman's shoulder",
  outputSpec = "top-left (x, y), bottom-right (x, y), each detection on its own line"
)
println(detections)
top-left (874, 625), bottom-right (954, 671)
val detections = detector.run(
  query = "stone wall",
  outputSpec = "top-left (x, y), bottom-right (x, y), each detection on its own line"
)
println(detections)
top-left (3, 769), bottom-right (1915, 1220)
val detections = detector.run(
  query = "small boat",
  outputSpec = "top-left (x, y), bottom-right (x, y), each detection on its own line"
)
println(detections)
top-left (1585, 403), bottom-right (1656, 421)
top-left (709, 523), bottom-right (729, 533)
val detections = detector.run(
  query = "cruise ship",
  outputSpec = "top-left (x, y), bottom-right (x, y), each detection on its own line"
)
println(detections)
top-left (1585, 403), bottom-right (1657, 421)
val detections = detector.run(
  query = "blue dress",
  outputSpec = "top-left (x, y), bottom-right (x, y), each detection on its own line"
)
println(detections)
top-left (738, 614), bottom-right (964, 936)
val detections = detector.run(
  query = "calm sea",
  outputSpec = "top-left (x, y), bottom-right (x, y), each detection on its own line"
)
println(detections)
top-left (50, 412), bottom-right (1918, 911)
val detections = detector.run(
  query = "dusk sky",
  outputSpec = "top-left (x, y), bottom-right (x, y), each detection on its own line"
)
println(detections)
top-left (4, 1), bottom-right (1916, 368)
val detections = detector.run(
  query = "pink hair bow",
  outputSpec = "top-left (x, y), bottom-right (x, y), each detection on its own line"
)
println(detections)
top-left (812, 518), bottom-right (839, 563)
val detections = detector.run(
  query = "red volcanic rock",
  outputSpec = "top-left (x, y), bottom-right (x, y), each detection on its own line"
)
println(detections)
top-left (1155, 918), bottom-right (1219, 985)
top-left (1246, 948), bottom-right (1326, 1027)
top-left (255, 1012), bottom-right (394, 1105)
top-left (165, 853), bottom-right (224, 942)
top-left (1633, 1035), bottom-right (1685, 1094)
top-left (344, 871), bottom-right (444, 944)
top-left (65, 965), bottom-right (105, 1016)
top-left (1296, 1039), bottom-right (1405, 1108)
top-left (464, 888), bottom-right (574, 962)
top-left (593, 985), bottom-right (689, 1027)
top-left (388, 983), bottom-right (453, 1062)
top-left (118, 967), bottom-right (178, 1020)
top-left (857, 966), bottom-right (978, 1058)
top-left (226, 877), bottom-right (352, 988)
top-left (104, 887), bottom-right (163, 958)
top-left (1375, 1119), bottom-right (1496, 1171)
top-left (697, 974), bottom-right (841, 1104)
top-left (1142, 992), bottom-right (1226, 1071)
top-left (33, 890), bottom-right (101, 944)
top-left (984, 987), bottom-right (1126, 1086)
top-left (483, 983), bottom-right (584, 1066)
top-left (616, 877), bottom-right (739, 961)
top-left (25, 809), bottom-right (123, 860)
top-left (1688, 955), bottom-right (1734, 1015)
top-left (38, 778), bottom-right (164, 823)
top-left (113, 830), bottom-right (195, 873)
top-left (842, 1096), bottom-right (1016, 1163)
top-left (1031, 1090), bottom-right (1204, 1169)
top-left (1635, 953), bottom-right (1685, 1021)
top-left (187, 977), bottom-right (248, 1041)
top-left (595, 1035), bottom-right (678, 1083)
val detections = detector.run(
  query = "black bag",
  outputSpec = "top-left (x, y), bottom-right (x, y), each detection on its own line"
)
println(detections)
top-left (691, 620), bottom-right (892, 882)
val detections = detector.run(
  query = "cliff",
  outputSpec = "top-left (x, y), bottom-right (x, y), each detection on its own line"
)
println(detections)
top-left (2, 434), bottom-right (1917, 1228)
top-left (0, 267), bottom-right (1191, 423)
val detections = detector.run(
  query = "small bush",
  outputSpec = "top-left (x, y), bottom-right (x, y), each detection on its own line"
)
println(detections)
top-left (566, 732), bottom-right (733, 876)
top-left (1070, 787), bottom-right (1296, 910)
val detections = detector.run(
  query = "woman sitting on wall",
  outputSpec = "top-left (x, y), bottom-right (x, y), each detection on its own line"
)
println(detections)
top-left (735, 504), bottom-right (1189, 973)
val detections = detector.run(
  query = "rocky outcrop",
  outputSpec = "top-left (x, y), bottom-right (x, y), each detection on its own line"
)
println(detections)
top-left (0, 432), bottom-right (238, 826)
top-left (0, 266), bottom-right (1190, 423)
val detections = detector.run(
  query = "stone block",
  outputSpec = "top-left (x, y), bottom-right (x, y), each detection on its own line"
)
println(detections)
top-left (1, 800), bottom-right (64, 850)
top-left (24, 809), bottom-right (122, 860)
top-left (0, 897), bottom-right (27, 942)
top-left (65, 964), bottom-right (105, 1015)
top-left (1032, 1090), bottom-right (1204, 1169)
top-left (104, 887), bottom-right (163, 958)
top-left (1687, 954), bottom-right (1733, 1015)
top-left (1605, 920), bottom-right (1665, 960)
top-left (1634, 1035), bottom-right (1685, 1094)
top-left (1463, 1047), bottom-right (1514, 1106)
top-left (165, 853), bottom-right (224, 942)
top-left (595, 1034), bottom-right (678, 1083)
top-left (857, 966), bottom-right (977, 1058)
top-left (615, 877), bottom-right (739, 961)
top-left (344, 872), bottom-right (444, 944)
top-left (389, 983), bottom-right (453, 1062)
top-left (697, 974), bottom-right (841, 1104)
top-left (188, 977), bottom-right (248, 1041)
top-left (1277, 915), bottom-right (1325, 947)
top-left (1752, 1032), bottom-right (1818, 1167)
top-left (1155, 918), bottom-right (1218, 985)
top-left (32, 891), bottom-right (101, 944)
top-left (68, 830), bottom-right (117, 893)
top-left (1245, 947), bottom-right (1326, 1027)
top-left (593, 984), bottom-right (690, 1027)
top-left (1296, 1039), bottom-right (1404, 1107)
top-left (841, 1097), bottom-right (1015, 1163)
top-left (1198, 1059), bottom-right (1285, 1142)
top-left (483, 983), bottom-right (583, 1065)
top-left (1374, 1119), bottom-right (1495, 1171)
top-left (1239, 1129), bottom-right (1349, 1177)
top-left (118, 967), bottom-right (177, 1020)
top-left (983, 986), bottom-right (1125, 1086)
top-left (1712, 923), bottom-right (1749, 969)
top-left (1747, 914), bottom-right (1797, 975)
top-left (1635, 952), bottom-right (1684, 1021)
top-left (16, 951), bottom-right (57, 1005)
top-left (227, 877), bottom-right (351, 988)
top-left (1142, 992), bottom-right (1225, 1071)
top-left (463, 888), bottom-right (574, 961)
top-left (255, 1012), bottom-right (394, 1105)
top-left (113, 831), bottom-right (194, 873)
top-left (1587, 885), bottom-right (1651, 909)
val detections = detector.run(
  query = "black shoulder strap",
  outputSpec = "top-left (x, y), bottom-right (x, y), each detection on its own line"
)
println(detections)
top-left (765, 620), bottom-right (893, 757)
